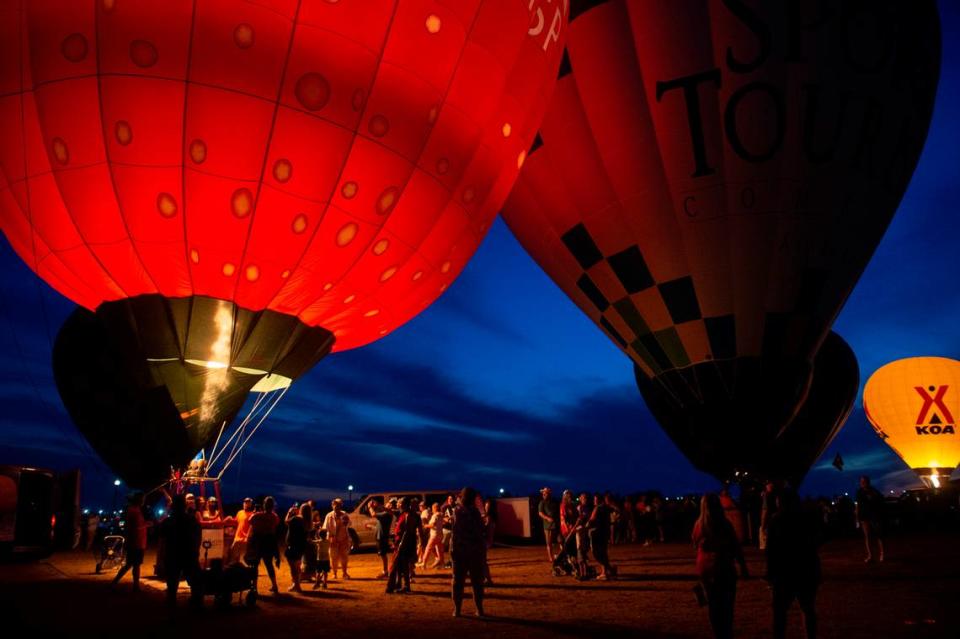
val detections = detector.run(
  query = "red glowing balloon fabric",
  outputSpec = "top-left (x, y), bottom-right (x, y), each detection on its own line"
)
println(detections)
top-left (0, 0), bottom-right (566, 351)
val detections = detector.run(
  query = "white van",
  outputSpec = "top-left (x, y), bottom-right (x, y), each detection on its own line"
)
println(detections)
top-left (349, 490), bottom-right (456, 545)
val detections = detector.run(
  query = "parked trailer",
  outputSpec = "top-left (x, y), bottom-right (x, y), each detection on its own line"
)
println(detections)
top-left (495, 496), bottom-right (543, 542)
top-left (0, 465), bottom-right (56, 559)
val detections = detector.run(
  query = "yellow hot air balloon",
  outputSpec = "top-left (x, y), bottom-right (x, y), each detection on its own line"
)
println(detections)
top-left (863, 357), bottom-right (960, 488)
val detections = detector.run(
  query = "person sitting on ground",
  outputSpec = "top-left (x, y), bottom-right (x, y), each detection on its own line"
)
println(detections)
top-left (111, 492), bottom-right (150, 592)
top-left (312, 529), bottom-right (331, 590)
top-left (451, 486), bottom-right (488, 618)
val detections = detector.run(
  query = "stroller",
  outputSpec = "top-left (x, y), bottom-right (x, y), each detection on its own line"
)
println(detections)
top-left (197, 560), bottom-right (258, 608)
top-left (551, 530), bottom-right (596, 580)
top-left (196, 537), bottom-right (258, 608)
top-left (95, 535), bottom-right (125, 574)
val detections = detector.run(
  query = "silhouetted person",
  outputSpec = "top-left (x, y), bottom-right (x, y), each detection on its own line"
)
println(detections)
top-left (855, 475), bottom-right (885, 562)
top-left (284, 502), bottom-right (310, 592)
top-left (369, 500), bottom-right (393, 578)
top-left (112, 492), bottom-right (149, 592)
top-left (692, 493), bottom-right (749, 639)
top-left (386, 497), bottom-right (420, 594)
top-left (246, 496), bottom-right (280, 593)
top-left (766, 488), bottom-right (821, 639)
top-left (451, 487), bottom-right (487, 618)
top-left (160, 494), bottom-right (201, 607)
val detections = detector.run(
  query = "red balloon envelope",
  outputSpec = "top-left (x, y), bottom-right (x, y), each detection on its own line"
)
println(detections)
top-left (503, 0), bottom-right (939, 479)
top-left (0, 0), bottom-right (567, 485)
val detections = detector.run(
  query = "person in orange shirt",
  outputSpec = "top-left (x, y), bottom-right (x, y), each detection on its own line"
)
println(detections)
top-left (229, 497), bottom-right (254, 565)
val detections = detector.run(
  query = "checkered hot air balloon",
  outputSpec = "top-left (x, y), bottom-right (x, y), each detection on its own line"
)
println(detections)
top-left (502, 0), bottom-right (939, 481)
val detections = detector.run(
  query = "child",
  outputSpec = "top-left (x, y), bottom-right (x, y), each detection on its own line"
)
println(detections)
top-left (312, 529), bottom-right (331, 590)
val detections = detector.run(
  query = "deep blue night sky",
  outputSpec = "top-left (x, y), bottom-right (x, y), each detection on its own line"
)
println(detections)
top-left (1, 2), bottom-right (958, 509)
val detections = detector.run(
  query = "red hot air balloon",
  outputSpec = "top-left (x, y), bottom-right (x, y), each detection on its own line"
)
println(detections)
top-left (503, 0), bottom-right (939, 480)
top-left (0, 0), bottom-right (567, 487)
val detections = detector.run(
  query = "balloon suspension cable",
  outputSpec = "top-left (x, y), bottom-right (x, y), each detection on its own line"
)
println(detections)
top-left (213, 386), bottom-right (288, 479)
top-left (205, 420), bottom-right (228, 469)
top-left (205, 390), bottom-right (270, 469)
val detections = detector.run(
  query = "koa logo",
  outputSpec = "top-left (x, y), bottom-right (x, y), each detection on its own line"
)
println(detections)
top-left (914, 385), bottom-right (955, 435)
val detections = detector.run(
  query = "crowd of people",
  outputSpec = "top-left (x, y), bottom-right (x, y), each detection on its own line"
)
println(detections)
top-left (103, 475), bottom-right (901, 634)
top-left (107, 486), bottom-right (498, 617)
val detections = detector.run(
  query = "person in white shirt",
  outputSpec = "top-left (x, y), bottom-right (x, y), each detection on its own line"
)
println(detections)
top-left (322, 498), bottom-right (351, 579)
top-left (421, 503), bottom-right (446, 569)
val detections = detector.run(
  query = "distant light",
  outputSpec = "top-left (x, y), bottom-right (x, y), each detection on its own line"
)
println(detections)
top-left (499, 488), bottom-right (505, 495)
top-left (98, 509), bottom-right (104, 515)
top-left (113, 479), bottom-right (121, 486)
top-left (347, 485), bottom-right (354, 491)
top-left (843, 492), bottom-right (849, 496)
top-left (157, 508), bottom-right (165, 517)
top-left (82, 508), bottom-right (90, 515)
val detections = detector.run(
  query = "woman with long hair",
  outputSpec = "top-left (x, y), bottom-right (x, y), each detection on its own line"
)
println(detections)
top-left (692, 493), bottom-right (749, 639)
top-left (284, 502), bottom-right (310, 592)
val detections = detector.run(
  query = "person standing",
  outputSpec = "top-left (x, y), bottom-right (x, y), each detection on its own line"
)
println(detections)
top-left (229, 497), bottom-right (254, 565)
top-left (623, 498), bottom-right (637, 543)
top-left (538, 487), bottom-right (561, 561)
top-left (311, 529), bottom-right (331, 590)
top-left (369, 500), bottom-right (393, 579)
top-left (440, 494), bottom-right (455, 567)
top-left (574, 493), bottom-right (593, 580)
top-left (855, 475), bottom-right (886, 562)
top-left (692, 493), bottom-right (749, 639)
top-left (111, 492), bottom-right (149, 592)
top-left (719, 486), bottom-right (745, 543)
top-left (284, 503), bottom-right (309, 592)
top-left (421, 502), bottom-right (446, 569)
top-left (416, 501), bottom-right (431, 566)
top-left (589, 493), bottom-right (615, 580)
top-left (386, 497), bottom-right (421, 593)
top-left (247, 496), bottom-right (280, 594)
top-left (759, 481), bottom-right (778, 551)
top-left (160, 494), bottom-right (201, 607)
top-left (451, 487), bottom-right (487, 618)
top-left (322, 498), bottom-right (352, 579)
top-left (766, 488), bottom-right (821, 639)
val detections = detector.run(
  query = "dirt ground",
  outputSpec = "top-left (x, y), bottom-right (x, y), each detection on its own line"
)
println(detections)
top-left (1, 533), bottom-right (956, 638)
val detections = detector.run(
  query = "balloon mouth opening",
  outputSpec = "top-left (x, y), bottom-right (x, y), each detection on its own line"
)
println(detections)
top-left (180, 359), bottom-right (293, 391)
top-left (914, 467), bottom-right (956, 489)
